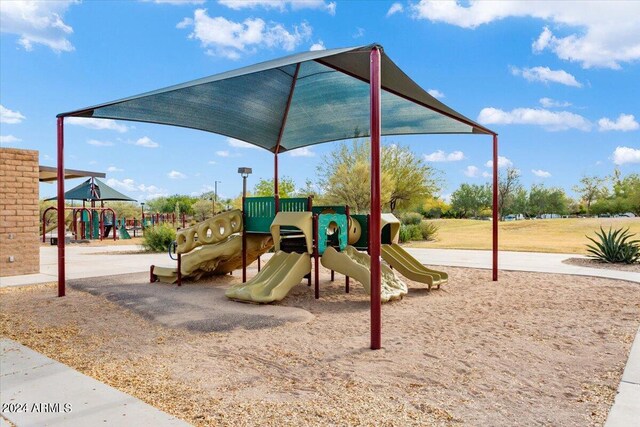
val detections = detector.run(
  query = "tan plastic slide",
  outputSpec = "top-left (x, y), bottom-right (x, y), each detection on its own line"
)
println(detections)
top-left (321, 246), bottom-right (407, 302)
top-left (381, 244), bottom-right (448, 289)
top-left (225, 251), bottom-right (311, 303)
top-left (153, 234), bottom-right (273, 283)
top-left (152, 209), bottom-right (273, 283)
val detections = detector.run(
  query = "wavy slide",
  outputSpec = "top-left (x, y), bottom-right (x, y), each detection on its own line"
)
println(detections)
top-left (321, 246), bottom-right (407, 302)
top-left (225, 251), bottom-right (311, 303)
top-left (381, 244), bottom-right (448, 289)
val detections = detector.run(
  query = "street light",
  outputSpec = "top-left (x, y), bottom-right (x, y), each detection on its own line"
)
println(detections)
top-left (237, 167), bottom-right (252, 199)
top-left (140, 202), bottom-right (145, 236)
top-left (238, 167), bottom-right (252, 283)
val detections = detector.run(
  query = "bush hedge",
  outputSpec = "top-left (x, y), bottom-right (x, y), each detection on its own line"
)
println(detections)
top-left (142, 224), bottom-right (176, 252)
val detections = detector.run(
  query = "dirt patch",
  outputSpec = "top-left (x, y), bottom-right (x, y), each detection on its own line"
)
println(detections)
top-left (1, 267), bottom-right (639, 426)
top-left (563, 257), bottom-right (640, 272)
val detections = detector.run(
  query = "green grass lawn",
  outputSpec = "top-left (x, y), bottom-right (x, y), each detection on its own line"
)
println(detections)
top-left (407, 217), bottom-right (640, 254)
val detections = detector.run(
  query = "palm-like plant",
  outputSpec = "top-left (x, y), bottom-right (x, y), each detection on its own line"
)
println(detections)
top-left (586, 227), bottom-right (640, 264)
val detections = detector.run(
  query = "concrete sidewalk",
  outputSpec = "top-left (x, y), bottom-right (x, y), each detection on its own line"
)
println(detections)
top-left (605, 328), bottom-right (640, 427)
top-left (0, 339), bottom-right (190, 427)
top-left (406, 247), bottom-right (640, 283)
top-left (0, 245), bottom-right (169, 287)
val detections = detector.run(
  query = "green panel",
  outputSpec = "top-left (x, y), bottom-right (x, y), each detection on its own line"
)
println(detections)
top-left (317, 213), bottom-right (348, 255)
top-left (351, 214), bottom-right (369, 250)
top-left (279, 198), bottom-right (309, 212)
top-left (244, 197), bottom-right (276, 233)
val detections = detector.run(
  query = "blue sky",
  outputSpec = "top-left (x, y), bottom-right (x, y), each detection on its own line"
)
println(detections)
top-left (1, 0), bottom-right (638, 203)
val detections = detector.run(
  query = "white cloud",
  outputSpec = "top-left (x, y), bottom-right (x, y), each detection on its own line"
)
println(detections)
top-left (218, 0), bottom-right (336, 15)
top-left (134, 136), bottom-right (159, 148)
top-left (66, 117), bottom-right (129, 133)
top-left (309, 40), bottom-right (325, 51)
top-left (612, 146), bottom-right (640, 165)
top-left (106, 166), bottom-right (123, 172)
top-left (0, 1), bottom-right (76, 52)
top-left (168, 170), bottom-right (187, 179)
top-left (150, 0), bottom-right (205, 4)
top-left (208, 160), bottom-right (217, 165)
top-left (482, 171), bottom-right (492, 178)
top-left (531, 169), bottom-right (551, 178)
top-left (427, 89), bottom-right (445, 99)
top-left (510, 66), bottom-right (581, 88)
top-left (387, 3), bottom-right (404, 17)
top-left (107, 178), bottom-right (167, 200)
top-left (464, 165), bottom-right (479, 178)
top-left (409, 1), bottom-right (640, 69)
top-left (87, 139), bottom-right (114, 147)
top-left (288, 147), bottom-right (315, 157)
top-left (485, 156), bottom-right (513, 169)
top-left (424, 150), bottom-right (464, 162)
top-left (0, 105), bottom-right (26, 124)
top-left (539, 97), bottom-right (571, 108)
top-left (216, 150), bottom-right (240, 157)
top-left (0, 135), bottom-right (21, 144)
top-left (477, 107), bottom-right (591, 131)
top-left (178, 9), bottom-right (313, 59)
top-left (598, 114), bottom-right (639, 132)
top-left (352, 27), bottom-right (365, 39)
top-left (227, 137), bottom-right (259, 149)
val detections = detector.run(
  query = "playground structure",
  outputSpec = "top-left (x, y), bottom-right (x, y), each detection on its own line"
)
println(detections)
top-left (43, 178), bottom-right (137, 242)
top-left (151, 196), bottom-right (448, 304)
top-left (54, 43), bottom-right (498, 349)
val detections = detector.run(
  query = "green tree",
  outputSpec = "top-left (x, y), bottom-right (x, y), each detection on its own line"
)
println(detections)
top-left (145, 195), bottom-right (197, 215)
top-left (450, 183), bottom-right (492, 218)
top-left (104, 201), bottom-right (140, 220)
top-left (317, 140), bottom-right (440, 213)
top-left (192, 199), bottom-right (212, 221)
top-left (498, 167), bottom-right (522, 218)
top-left (573, 175), bottom-right (607, 215)
top-left (253, 176), bottom-right (297, 198)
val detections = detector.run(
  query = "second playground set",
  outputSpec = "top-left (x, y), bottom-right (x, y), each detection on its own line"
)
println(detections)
top-left (150, 195), bottom-right (448, 304)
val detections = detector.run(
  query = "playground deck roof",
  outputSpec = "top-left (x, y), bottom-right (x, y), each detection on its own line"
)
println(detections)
top-left (46, 178), bottom-right (136, 202)
top-left (58, 44), bottom-right (494, 153)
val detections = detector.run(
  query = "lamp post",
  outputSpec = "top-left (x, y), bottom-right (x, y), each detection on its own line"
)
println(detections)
top-left (211, 180), bottom-right (221, 215)
top-left (140, 202), bottom-right (145, 236)
top-left (238, 167), bottom-right (252, 283)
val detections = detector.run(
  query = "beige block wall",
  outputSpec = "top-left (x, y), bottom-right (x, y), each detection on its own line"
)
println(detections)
top-left (0, 148), bottom-right (39, 276)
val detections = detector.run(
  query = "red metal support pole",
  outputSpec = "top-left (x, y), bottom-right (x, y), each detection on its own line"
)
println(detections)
top-left (313, 215), bottom-right (320, 299)
top-left (242, 200), bottom-right (247, 283)
top-left (492, 134), bottom-right (499, 281)
top-left (56, 117), bottom-right (65, 297)
top-left (369, 47), bottom-right (382, 350)
top-left (274, 153), bottom-right (280, 212)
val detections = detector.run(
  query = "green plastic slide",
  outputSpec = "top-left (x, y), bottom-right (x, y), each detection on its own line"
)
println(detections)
top-left (225, 251), bottom-right (311, 303)
top-left (381, 244), bottom-right (448, 289)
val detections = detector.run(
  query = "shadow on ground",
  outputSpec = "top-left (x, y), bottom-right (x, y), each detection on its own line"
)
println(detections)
top-left (69, 273), bottom-right (314, 332)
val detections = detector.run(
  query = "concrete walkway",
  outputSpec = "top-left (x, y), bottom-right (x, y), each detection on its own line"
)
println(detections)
top-left (605, 328), bottom-right (640, 427)
top-left (0, 339), bottom-right (190, 427)
top-left (406, 247), bottom-right (640, 283)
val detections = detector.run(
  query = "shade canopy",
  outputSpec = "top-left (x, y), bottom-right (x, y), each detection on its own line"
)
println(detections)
top-left (39, 166), bottom-right (105, 183)
top-left (46, 178), bottom-right (136, 202)
top-left (58, 44), bottom-right (494, 153)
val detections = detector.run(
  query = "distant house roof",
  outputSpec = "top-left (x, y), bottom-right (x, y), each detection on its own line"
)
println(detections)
top-left (45, 178), bottom-right (135, 202)
top-left (39, 166), bottom-right (106, 183)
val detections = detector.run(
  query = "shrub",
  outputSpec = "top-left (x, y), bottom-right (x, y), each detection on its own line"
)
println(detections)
top-left (420, 221), bottom-right (439, 241)
top-left (142, 224), bottom-right (177, 252)
top-left (399, 224), bottom-right (422, 243)
top-left (398, 212), bottom-right (422, 225)
top-left (586, 227), bottom-right (640, 264)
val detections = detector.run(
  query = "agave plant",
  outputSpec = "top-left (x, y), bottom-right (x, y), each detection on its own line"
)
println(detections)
top-left (585, 227), bottom-right (640, 264)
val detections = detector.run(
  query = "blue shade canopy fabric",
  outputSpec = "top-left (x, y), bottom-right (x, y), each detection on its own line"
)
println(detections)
top-left (46, 178), bottom-right (136, 202)
top-left (58, 44), bottom-right (494, 153)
